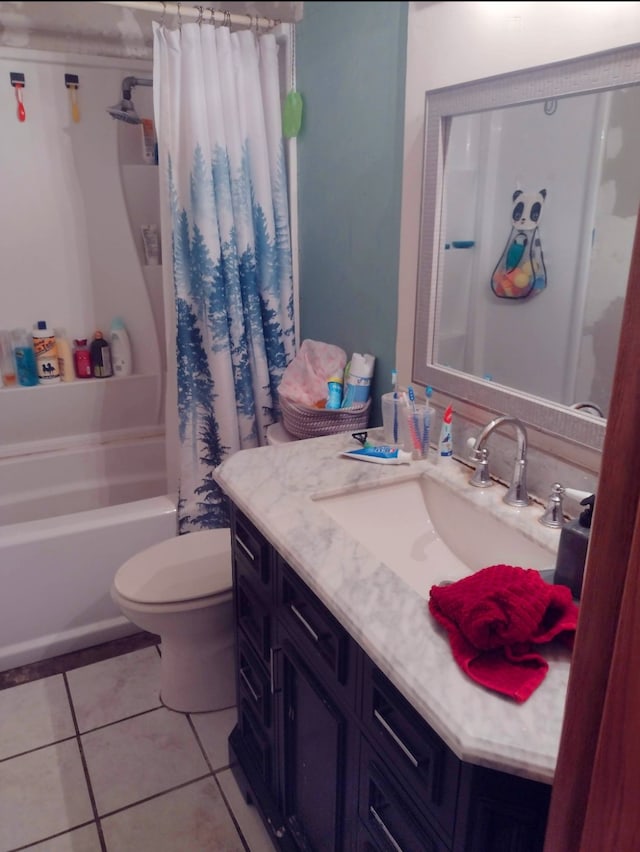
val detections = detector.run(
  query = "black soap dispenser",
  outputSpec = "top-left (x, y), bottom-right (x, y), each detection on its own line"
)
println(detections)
top-left (554, 493), bottom-right (595, 601)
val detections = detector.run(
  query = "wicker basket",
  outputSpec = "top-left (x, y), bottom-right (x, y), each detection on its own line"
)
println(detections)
top-left (279, 394), bottom-right (371, 439)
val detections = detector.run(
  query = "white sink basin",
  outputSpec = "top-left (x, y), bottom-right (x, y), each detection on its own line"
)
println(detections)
top-left (314, 475), bottom-right (556, 597)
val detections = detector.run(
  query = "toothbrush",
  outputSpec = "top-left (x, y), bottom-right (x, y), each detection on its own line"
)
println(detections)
top-left (392, 369), bottom-right (399, 443)
top-left (406, 386), bottom-right (422, 453)
top-left (421, 387), bottom-right (433, 456)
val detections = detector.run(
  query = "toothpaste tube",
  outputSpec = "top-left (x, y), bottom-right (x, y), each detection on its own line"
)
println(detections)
top-left (341, 446), bottom-right (413, 465)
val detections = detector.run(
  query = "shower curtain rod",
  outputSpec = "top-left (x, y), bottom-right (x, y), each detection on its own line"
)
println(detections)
top-left (99, 1), bottom-right (281, 30)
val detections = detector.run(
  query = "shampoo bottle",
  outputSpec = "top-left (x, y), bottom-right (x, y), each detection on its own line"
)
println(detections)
top-left (55, 332), bottom-right (75, 382)
top-left (90, 331), bottom-right (113, 378)
top-left (73, 339), bottom-right (93, 379)
top-left (12, 329), bottom-right (38, 386)
top-left (0, 330), bottom-right (16, 387)
top-left (554, 493), bottom-right (595, 600)
top-left (110, 317), bottom-right (133, 376)
top-left (32, 321), bottom-right (60, 384)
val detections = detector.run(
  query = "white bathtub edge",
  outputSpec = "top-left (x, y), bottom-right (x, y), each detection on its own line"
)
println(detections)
top-left (1, 495), bottom-right (177, 546)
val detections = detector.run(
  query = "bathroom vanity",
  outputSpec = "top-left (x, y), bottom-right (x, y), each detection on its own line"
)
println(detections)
top-left (214, 432), bottom-right (569, 851)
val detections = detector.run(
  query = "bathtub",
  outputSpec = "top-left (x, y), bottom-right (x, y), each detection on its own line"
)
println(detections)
top-left (0, 431), bottom-right (177, 672)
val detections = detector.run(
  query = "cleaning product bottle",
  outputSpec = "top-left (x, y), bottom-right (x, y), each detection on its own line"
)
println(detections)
top-left (73, 339), bottom-right (93, 379)
top-left (12, 328), bottom-right (38, 386)
top-left (55, 332), bottom-right (75, 382)
top-left (110, 317), bottom-right (133, 377)
top-left (32, 321), bottom-right (60, 384)
top-left (90, 331), bottom-right (113, 378)
top-left (554, 492), bottom-right (595, 601)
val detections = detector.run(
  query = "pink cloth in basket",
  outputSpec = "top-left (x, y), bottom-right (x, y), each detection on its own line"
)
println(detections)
top-left (279, 339), bottom-right (347, 408)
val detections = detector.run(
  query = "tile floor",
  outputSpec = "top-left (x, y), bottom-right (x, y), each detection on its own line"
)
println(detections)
top-left (0, 634), bottom-right (278, 852)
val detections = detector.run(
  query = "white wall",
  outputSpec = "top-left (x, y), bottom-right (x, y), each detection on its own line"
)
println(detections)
top-left (397, 0), bottom-right (640, 389)
top-left (0, 47), bottom-right (163, 449)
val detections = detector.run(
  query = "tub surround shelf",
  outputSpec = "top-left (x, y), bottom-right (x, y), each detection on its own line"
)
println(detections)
top-left (214, 430), bottom-right (568, 786)
top-left (0, 372), bottom-right (150, 391)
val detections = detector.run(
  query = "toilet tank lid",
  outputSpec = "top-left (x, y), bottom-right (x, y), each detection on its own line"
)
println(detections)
top-left (114, 528), bottom-right (232, 604)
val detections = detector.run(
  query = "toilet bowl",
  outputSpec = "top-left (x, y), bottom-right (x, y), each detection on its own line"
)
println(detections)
top-left (111, 528), bottom-right (235, 714)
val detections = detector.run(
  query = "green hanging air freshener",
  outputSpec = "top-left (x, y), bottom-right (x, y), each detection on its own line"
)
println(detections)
top-left (283, 90), bottom-right (303, 138)
top-left (282, 26), bottom-right (302, 139)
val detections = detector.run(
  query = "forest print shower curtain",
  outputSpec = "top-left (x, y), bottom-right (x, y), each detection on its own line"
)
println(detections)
top-left (153, 21), bottom-right (295, 532)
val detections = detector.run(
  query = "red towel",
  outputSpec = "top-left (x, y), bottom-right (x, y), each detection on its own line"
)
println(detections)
top-left (428, 564), bottom-right (579, 703)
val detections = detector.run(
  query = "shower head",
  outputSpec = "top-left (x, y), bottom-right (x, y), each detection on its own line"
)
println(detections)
top-left (107, 98), bottom-right (141, 124)
top-left (107, 76), bottom-right (152, 124)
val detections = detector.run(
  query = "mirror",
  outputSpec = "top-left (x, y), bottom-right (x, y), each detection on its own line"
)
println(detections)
top-left (413, 44), bottom-right (640, 451)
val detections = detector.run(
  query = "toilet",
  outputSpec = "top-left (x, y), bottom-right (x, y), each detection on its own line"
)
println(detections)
top-left (266, 421), bottom-right (297, 445)
top-left (111, 528), bottom-right (235, 714)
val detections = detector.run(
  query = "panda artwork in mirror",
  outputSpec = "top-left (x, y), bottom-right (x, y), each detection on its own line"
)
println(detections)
top-left (491, 189), bottom-right (548, 300)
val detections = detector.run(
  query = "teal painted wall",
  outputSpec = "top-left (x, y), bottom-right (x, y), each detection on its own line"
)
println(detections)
top-left (296, 2), bottom-right (408, 425)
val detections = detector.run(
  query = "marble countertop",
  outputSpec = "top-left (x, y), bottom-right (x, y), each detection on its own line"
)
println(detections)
top-left (214, 430), bottom-right (570, 785)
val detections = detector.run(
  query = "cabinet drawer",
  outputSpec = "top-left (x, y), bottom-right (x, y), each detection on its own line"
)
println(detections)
top-left (231, 507), bottom-right (272, 594)
top-left (277, 559), bottom-right (354, 701)
top-left (236, 572), bottom-right (272, 664)
top-left (237, 635), bottom-right (273, 731)
top-left (361, 660), bottom-right (459, 841)
top-left (358, 738), bottom-right (449, 852)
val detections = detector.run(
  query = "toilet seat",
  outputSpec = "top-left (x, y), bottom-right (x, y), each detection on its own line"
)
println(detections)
top-left (114, 528), bottom-right (231, 606)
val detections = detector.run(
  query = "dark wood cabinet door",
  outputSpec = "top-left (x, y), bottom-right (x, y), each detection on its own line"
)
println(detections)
top-left (455, 764), bottom-right (551, 852)
top-left (278, 637), bottom-right (351, 852)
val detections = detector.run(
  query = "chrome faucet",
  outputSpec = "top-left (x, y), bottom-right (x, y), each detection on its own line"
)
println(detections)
top-left (469, 415), bottom-right (530, 507)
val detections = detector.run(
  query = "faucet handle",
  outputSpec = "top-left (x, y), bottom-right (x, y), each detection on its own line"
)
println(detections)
top-left (469, 445), bottom-right (493, 488)
top-left (539, 482), bottom-right (565, 528)
top-left (466, 435), bottom-right (481, 460)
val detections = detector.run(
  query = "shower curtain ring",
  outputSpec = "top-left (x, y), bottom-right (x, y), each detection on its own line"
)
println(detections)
top-left (176, 0), bottom-right (182, 31)
top-left (196, 6), bottom-right (204, 25)
top-left (223, 10), bottom-right (231, 29)
top-left (160, 1), bottom-right (166, 27)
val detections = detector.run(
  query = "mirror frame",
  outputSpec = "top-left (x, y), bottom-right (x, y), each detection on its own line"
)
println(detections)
top-left (413, 43), bottom-right (640, 452)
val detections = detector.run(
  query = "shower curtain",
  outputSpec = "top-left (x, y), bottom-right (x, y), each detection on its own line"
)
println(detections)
top-left (153, 21), bottom-right (296, 533)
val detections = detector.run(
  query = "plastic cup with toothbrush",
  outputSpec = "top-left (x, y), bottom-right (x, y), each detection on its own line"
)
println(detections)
top-left (402, 386), bottom-right (430, 459)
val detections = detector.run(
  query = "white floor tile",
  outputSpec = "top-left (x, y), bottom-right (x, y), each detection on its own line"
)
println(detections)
top-left (0, 675), bottom-right (75, 760)
top-left (81, 707), bottom-right (209, 816)
top-left (217, 768), bottom-right (279, 852)
top-left (0, 739), bottom-right (94, 851)
top-left (66, 647), bottom-right (162, 732)
top-left (101, 777), bottom-right (246, 852)
top-left (191, 706), bottom-right (237, 770)
top-left (24, 823), bottom-right (103, 851)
